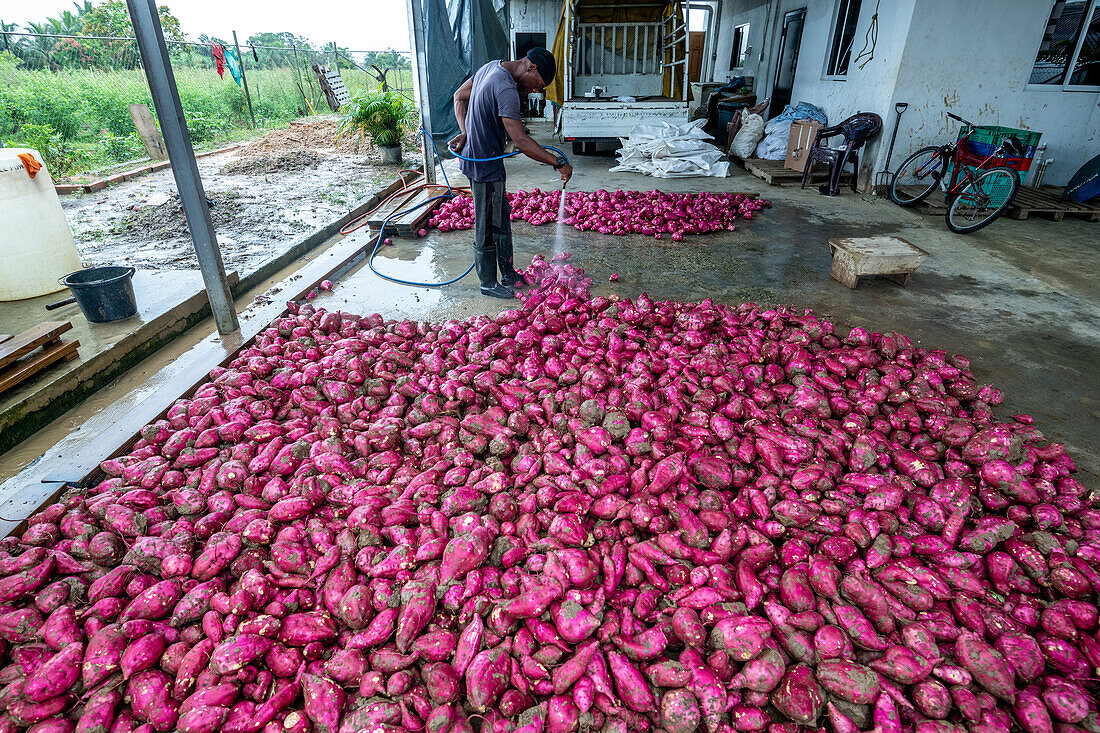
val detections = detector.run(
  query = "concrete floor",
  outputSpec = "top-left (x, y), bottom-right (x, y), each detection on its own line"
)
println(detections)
top-left (0, 270), bottom-right (233, 453)
top-left (2, 123), bottom-right (1097, 493)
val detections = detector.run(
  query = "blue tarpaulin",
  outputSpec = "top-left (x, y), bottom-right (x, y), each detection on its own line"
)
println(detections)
top-left (422, 0), bottom-right (511, 154)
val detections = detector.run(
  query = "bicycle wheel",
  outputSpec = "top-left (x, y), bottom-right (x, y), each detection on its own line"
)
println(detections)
top-left (888, 146), bottom-right (944, 206)
top-left (946, 166), bottom-right (1020, 234)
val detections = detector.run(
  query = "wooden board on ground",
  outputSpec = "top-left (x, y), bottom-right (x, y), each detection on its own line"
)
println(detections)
top-left (888, 186), bottom-right (949, 215)
top-left (1008, 186), bottom-right (1100, 222)
top-left (0, 340), bottom-right (80, 395)
top-left (0, 322), bottom-right (79, 396)
top-left (0, 322), bottom-right (73, 372)
top-left (745, 158), bottom-right (853, 187)
top-left (828, 236), bottom-right (929, 289)
top-left (128, 104), bottom-right (168, 160)
top-left (0, 336), bottom-right (11, 346)
top-left (365, 186), bottom-right (427, 229)
top-left (387, 185), bottom-right (450, 236)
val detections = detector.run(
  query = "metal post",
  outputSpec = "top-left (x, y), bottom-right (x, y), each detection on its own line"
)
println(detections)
top-left (406, 0), bottom-right (436, 183)
top-left (127, 0), bottom-right (239, 334)
top-left (233, 31), bottom-right (257, 129)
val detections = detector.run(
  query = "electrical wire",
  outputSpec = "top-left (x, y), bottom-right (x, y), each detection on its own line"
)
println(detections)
top-left (347, 129), bottom-right (568, 288)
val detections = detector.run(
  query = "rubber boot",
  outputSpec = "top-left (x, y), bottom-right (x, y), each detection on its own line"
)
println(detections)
top-left (475, 246), bottom-right (513, 299)
top-left (496, 238), bottom-right (525, 288)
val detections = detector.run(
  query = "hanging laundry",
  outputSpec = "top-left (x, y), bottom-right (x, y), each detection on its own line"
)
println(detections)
top-left (224, 48), bottom-right (244, 89)
top-left (212, 43), bottom-right (226, 78)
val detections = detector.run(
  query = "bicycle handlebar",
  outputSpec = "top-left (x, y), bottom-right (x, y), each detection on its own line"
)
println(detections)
top-left (946, 111), bottom-right (976, 128)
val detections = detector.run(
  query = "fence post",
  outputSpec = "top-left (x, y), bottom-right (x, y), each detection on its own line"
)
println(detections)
top-left (233, 30), bottom-right (257, 129)
top-left (126, 0), bottom-right (239, 335)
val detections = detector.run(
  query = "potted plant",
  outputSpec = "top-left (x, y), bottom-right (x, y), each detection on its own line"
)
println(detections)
top-left (336, 90), bottom-right (413, 165)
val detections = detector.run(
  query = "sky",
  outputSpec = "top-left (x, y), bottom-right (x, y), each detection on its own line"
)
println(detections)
top-left (0, 0), bottom-right (412, 53)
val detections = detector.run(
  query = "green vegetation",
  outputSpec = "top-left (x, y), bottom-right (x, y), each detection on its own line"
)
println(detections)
top-left (336, 90), bottom-right (415, 148)
top-left (0, 0), bottom-right (416, 176)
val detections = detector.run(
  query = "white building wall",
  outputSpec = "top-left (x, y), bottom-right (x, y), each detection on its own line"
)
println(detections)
top-left (713, 0), bottom-right (773, 86)
top-left (511, 0), bottom-right (561, 47)
top-left (890, 0), bottom-right (1100, 186)
top-left (714, 0), bottom-right (1100, 186)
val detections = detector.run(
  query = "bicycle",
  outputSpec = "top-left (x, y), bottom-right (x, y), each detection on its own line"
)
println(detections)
top-left (888, 112), bottom-right (1025, 234)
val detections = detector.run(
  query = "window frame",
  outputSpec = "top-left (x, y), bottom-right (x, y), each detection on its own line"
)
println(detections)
top-left (1026, 0), bottom-right (1100, 92)
top-left (823, 0), bottom-right (862, 79)
top-left (730, 23), bottom-right (750, 69)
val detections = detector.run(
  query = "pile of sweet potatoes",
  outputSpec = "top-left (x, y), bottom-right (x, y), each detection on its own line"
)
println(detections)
top-left (0, 255), bottom-right (1094, 733)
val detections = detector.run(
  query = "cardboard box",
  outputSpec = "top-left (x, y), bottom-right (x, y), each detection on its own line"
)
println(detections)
top-left (785, 119), bottom-right (823, 172)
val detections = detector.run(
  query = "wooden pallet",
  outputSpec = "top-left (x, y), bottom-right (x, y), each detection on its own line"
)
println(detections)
top-left (386, 185), bottom-right (450, 236)
top-left (1008, 186), bottom-right (1100, 222)
top-left (890, 186), bottom-right (949, 215)
top-left (0, 322), bottom-right (80, 396)
top-left (365, 181), bottom-right (448, 236)
top-left (745, 158), bottom-right (853, 187)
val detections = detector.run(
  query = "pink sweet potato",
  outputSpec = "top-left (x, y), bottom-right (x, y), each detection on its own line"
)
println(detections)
top-left (770, 664), bottom-right (824, 726)
top-left (955, 632), bottom-right (1016, 703)
top-left (129, 669), bottom-right (179, 730)
top-left (81, 623), bottom-right (128, 688)
top-left (302, 674), bottom-right (345, 733)
top-left (607, 650), bottom-right (656, 713)
top-left (465, 646), bottom-right (511, 713)
top-left (210, 634), bottom-right (273, 675)
top-left (813, 660), bottom-right (881, 705)
top-left (75, 687), bottom-right (121, 733)
top-left (23, 642), bottom-right (82, 702)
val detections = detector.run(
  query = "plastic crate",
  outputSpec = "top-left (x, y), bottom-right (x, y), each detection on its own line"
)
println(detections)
top-left (957, 125), bottom-right (1041, 171)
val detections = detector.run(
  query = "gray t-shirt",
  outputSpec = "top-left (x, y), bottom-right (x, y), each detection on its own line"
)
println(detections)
top-left (460, 61), bottom-right (522, 183)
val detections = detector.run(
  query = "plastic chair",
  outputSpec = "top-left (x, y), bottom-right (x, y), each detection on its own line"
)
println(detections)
top-left (800, 112), bottom-right (883, 196)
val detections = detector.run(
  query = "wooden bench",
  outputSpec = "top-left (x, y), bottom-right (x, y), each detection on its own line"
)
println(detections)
top-left (0, 322), bottom-right (80, 396)
top-left (828, 236), bottom-right (929, 289)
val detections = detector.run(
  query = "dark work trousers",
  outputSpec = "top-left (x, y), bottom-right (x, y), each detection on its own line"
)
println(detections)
top-left (471, 177), bottom-right (519, 288)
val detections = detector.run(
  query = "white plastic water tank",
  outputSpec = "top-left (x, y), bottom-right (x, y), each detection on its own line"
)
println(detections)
top-left (0, 148), bottom-right (83, 301)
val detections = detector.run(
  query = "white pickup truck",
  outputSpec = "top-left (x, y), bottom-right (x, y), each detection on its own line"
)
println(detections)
top-left (560, 0), bottom-right (690, 154)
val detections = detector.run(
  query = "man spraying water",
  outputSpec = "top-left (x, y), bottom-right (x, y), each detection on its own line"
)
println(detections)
top-left (449, 48), bottom-right (573, 299)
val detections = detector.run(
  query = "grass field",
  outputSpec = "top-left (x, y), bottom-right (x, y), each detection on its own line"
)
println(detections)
top-left (0, 53), bottom-right (414, 176)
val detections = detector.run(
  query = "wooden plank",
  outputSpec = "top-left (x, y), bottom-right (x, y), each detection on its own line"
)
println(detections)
top-left (129, 104), bottom-right (168, 160)
top-left (0, 323), bottom-right (73, 372)
top-left (0, 336), bottom-right (11, 346)
top-left (388, 185), bottom-right (449, 234)
top-left (0, 340), bottom-right (80, 395)
top-left (745, 158), bottom-right (852, 187)
top-left (1008, 186), bottom-right (1100, 222)
top-left (366, 187), bottom-right (424, 228)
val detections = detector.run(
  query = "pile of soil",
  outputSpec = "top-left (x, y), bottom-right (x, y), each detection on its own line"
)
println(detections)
top-left (221, 150), bottom-right (323, 175)
top-left (111, 190), bottom-right (245, 242)
top-left (241, 116), bottom-right (370, 156)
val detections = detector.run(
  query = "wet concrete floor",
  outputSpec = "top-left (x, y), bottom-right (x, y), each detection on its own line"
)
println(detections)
top-left (4, 124), bottom-right (1098, 487)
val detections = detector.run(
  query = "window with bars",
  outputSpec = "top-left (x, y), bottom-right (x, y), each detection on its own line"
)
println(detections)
top-left (1029, 0), bottom-right (1100, 89)
top-left (825, 0), bottom-right (862, 77)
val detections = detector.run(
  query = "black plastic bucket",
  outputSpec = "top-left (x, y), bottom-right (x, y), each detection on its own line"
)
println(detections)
top-left (60, 266), bottom-right (138, 323)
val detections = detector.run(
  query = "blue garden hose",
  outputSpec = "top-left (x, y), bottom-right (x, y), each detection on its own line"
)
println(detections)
top-left (365, 129), bottom-right (569, 288)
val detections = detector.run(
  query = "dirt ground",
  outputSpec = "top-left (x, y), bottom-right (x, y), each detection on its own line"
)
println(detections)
top-left (61, 117), bottom-right (402, 274)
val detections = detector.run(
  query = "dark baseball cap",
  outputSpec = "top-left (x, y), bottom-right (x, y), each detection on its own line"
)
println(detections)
top-left (526, 47), bottom-right (556, 86)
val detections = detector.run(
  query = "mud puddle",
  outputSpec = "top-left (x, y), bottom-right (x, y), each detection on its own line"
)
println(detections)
top-left (60, 118), bottom-right (398, 274)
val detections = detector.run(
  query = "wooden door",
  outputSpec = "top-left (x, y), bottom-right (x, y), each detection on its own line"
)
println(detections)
top-left (688, 31), bottom-right (705, 83)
